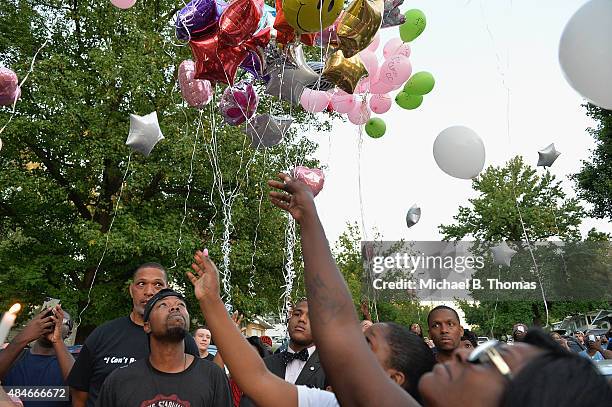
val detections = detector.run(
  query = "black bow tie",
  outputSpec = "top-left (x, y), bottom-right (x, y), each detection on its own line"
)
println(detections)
top-left (281, 349), bottom-right (309, 365)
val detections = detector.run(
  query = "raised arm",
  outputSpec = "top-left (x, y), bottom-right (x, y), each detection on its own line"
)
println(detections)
top-left (46, 306), bottom-right (74, 380)
top-left (187, 251), bottom-right (297, 407)
top-left (268, 174), bottom-right (420, 407)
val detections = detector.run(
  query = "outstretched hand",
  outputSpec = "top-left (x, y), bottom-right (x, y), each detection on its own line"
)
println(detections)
top-left (268, 173), bottom-right (316, 223)
top-left (187, 249), bottom-right (221, 303)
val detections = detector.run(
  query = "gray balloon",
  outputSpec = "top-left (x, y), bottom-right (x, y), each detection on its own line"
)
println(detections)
top-left (245, 114), bottom-right (293, 149)
top-left (125, 111), bottom-right (164, 156)
top-left (382, 0), bottom-right (406, 28)
top-left (406, 204), bottom-right (421, 228)
top-left (537, 143), bottom-right (561, 167)
top-left (265, 44), bottom-right (319, 105)
top-left (490, 241), bottom-right (517, 267)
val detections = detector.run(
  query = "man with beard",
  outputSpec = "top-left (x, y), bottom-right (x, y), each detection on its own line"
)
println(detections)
top-left (95, 289), bottom-right (231, 407)
top-left (427, 306), bottom-right (463, 364)
top-left (0, 305), bottom-right (73, 407)
top-left (239, 299), bottom-right (326, 407)
top-left (67, 263), bottom-right (200, 407)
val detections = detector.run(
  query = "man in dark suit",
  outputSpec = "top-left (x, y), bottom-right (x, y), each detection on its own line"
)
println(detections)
top-left (240, 299), bottom-right (325, 406)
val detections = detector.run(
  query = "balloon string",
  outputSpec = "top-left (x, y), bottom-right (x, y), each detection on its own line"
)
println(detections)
top-left (479, 0), bottom-right (549, 326)
top-left (169, 109), bottom-right (203, 269)
top-left (0, 17), bottom-right (58, 139)
top-left (77, 152), bottom-right (133, 328)
top-left (248, 149), bottom-right (269, 295)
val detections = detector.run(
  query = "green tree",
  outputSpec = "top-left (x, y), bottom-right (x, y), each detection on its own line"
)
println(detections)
top-left (0, 0), bottom-right (322, 340)
top-left (572, 104), bottom-right (612, 220)
top-left (439, 156), bottom-right (608, 335)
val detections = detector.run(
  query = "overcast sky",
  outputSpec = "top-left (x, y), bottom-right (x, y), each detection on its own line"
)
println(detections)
top-left (308, 0), bottom-right (611, 245)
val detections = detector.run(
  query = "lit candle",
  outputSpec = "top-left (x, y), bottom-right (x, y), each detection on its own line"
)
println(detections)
top-left (0, 303), bottom-right (21, 345)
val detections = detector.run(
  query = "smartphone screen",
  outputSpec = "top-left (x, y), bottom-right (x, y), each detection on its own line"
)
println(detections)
top-left (42, 298), bottom-right (61, 315)
top-left (588, 334), bottom-right (596, 342)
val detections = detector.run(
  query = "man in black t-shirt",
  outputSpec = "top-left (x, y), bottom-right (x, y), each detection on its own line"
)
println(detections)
top-left (95, 288), bottom-right (231, 407)
top-left (66, 263), bottom-right (200, 407)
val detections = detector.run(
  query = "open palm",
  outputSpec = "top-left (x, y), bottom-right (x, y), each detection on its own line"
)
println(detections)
top-left (268, 173), bottom-right (315, 223)
top-left (187, 250), bottom-right (221, 302)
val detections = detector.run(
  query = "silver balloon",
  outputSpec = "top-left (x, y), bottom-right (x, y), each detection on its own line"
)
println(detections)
top-left (125, 111), bottom-right (164, 156)
top-left (405, 204), bottom-right (421, 228)
top-left (264, 44), bottom-right (319, 105)
top-left (382, 0), bottom-right (406, 28)
top-left (537, 143), bottom-right (561, 167)
top-left (245, 114), bottom-right (292, 149)
top-left (491, 241), bottom-right (517, 267)
top-left (305, 62), bottom-right (336, 92)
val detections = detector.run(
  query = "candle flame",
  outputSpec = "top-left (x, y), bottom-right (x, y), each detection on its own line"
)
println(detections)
top-left (8, 303), bottom-right (21, 314)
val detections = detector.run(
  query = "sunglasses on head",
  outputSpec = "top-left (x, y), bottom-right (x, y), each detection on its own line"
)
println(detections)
top-left (468, 340), bottom-right (513, 380)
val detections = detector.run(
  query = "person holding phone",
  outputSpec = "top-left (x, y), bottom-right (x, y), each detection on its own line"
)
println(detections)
top-left (579, 334), bottom-right (611, 361)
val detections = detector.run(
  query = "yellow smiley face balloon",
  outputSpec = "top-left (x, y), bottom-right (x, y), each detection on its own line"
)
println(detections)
top-left (282, 0), bottom-right (343, 33)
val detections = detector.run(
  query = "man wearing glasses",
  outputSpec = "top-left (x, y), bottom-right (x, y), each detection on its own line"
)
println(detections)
top-left (0, 304), bottom-right (74, 407)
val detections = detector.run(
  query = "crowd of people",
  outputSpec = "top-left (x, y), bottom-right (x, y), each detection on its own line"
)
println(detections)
top-left (1, 173), bottom-right (611, 406)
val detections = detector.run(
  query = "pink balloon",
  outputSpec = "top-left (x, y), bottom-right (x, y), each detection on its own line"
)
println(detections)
top-left (369, 93), bottom-right (392, 114)
top-left (354, 77), bottom-right (371, 94)
top-left (366, 33), bottom-right (381, 52)
top-left (376, 55), bottom-right (412, 92)
top-left (330, 90), bottom-right (356, 114)
top-left (292, 166), bottom-right (325, 197)
top-left (347, 100), bottom-right (371, 125)
top-left (301, 88), bottom-right (331, 113)
top-left (0, 68), bottom-right (20, 106)
top-left (111, 0), bottom-right (136, 9)
top-left (359, 51), bottom-right (379, 78)
top-left (178, 60), bottom-right (213, 109)
top-left (383, 38), bottom-right (411, 59)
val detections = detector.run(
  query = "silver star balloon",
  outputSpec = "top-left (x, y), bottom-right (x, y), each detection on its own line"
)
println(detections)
top-left (406, 204), bottom-right (421, 228)
top-left (265, 44), bottom-right (319, 105)
top-left (382, 0), bottom-right (406, 28)
top-left (491, 241), bottom-right (517, 267)
top-left (244, 114), bottom-right (292, 149)
top-left (125, 111), bottom-right (164, 156)
top-left (537, 143), bottom-right (561, 167)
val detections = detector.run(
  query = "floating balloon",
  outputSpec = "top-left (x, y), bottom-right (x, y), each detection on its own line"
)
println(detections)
top-left (330, 89), bottom-right (357, 114)
top-left (274, 0), bottom-right (317, 45)
top-left (395, 92), bottom-right (422, 109)
top-left (219, 0), bottom-right (262, 46)
top-left (382, 0), bottom-right (406, 28)
top-left (322, 50), bottom-right (368, 94)
top-left (111, 0), bottom-right (136, 9)
top-left (491, 241), bottom-right (517, 267)
top-left (359, 50), bottom-right (379, 77)
top-left (405, 204), bottom-right (421, 228)
top-left (125, 112), bottom-right (164, 156)
top-left (347, 99), bottom-right (371, 125)
top-left (305, 62), bottom-right (337, 91)
top-left (219, 81), bottom-right (259, 125)
top-left (369, 93), bottom-right (391, 114)
top-left (373, 55), bottom-right (412, 92)
top-left (537, 143), bottom-right (561, 167)
top-left (365, 118), bottom-right (386, 138)
top-left (178, 60), bottom-right (213, 108)
top-left (559, 0), bottom-right (612, 109)
top-left (292, 166), bottom-right (325, 197)
top-left (403, 71), bottom-right (435, 95)
top-left (399, 9), bottom-right (426, 42)
top-left (337, 0), bottom-right (384, 58)
top-left (245, 114), bottom-right (292, 149)
top-left (433, 126), bottom-right (485, 179)
top-left (300, 88), bottom-right (331, 113)
top-left (0, 68), bottom-right (20, 106)
top-left (176, 0), bottom-right (226, 40)
top-left (282, 0), bottom-right (343, 33)
top-left (265, 45), bottom-right (319, 104)
top-left (382, 38), bottom-right (411, 59)
top-left (366, 33), bottom-right (381, 52)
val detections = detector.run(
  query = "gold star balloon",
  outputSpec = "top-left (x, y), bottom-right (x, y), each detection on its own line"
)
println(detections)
top-left (336, 0), bottom-right (384, 58)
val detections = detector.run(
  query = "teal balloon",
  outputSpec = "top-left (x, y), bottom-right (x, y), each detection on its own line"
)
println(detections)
top-left (365, 118), bottom-right (386, 138)
top-left (395, 92), bottom-right (423, 110)
top-left (404, 72), bottom-right (435, 95)
top-left (399, 9), bottom-right (426, 42)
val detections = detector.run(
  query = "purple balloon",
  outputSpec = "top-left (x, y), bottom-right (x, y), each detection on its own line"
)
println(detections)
top-left (176, 0), bottom-right (228, 41)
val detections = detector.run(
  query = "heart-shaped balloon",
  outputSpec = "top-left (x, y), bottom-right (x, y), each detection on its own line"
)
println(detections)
top-left (178, 60), bottom-right (213, 108)
top-left (0, 68), bottom-right (20, 106)
top-left (292, 166), bottom-right (325, 197)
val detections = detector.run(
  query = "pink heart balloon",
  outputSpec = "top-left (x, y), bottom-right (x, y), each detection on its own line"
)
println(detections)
top-left (369, 93), bottom-right (392, 114)
top-left (383, 38), bottom-right (411, 59)
top-left (300, 88), bottom-right (331, 113)
top-left (292, 166), bottom-right (325, 197)
top-left (179, 60), bottom-right (213, 109)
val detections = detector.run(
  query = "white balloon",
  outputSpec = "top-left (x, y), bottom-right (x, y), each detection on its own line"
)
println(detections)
top-left (433, 126), bottom-right (485, 179)
top-left (125, 111), bottom-right (164, 156)
top-left (559, 0), bottom-right (612, 109)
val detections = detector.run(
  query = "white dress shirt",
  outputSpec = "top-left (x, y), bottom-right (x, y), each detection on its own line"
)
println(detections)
top-left (284, 345), bottom-right (316, 384)
top-left (297, 385), bottom-right (338, 407)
